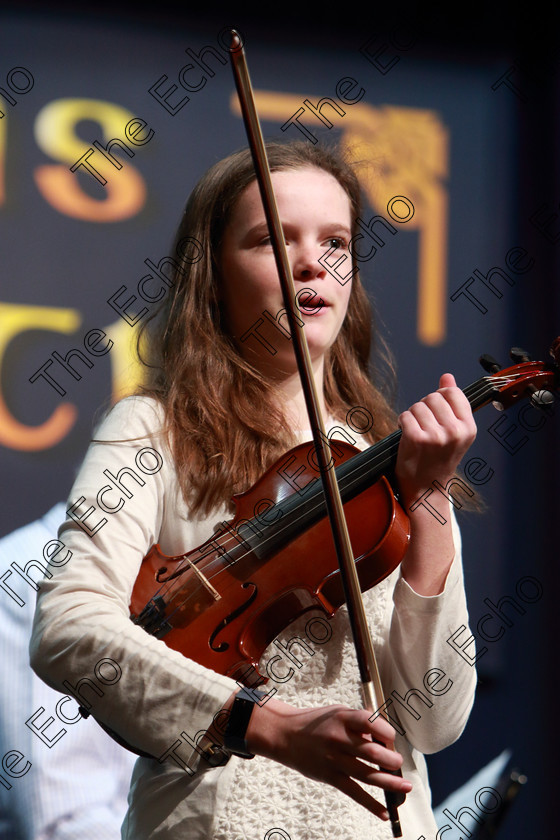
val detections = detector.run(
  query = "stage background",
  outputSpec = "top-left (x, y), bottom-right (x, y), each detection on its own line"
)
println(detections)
top-left (1, 2), bottom-right (558, 837)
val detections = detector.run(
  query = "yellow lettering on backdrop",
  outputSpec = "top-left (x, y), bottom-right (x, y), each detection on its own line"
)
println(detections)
top-left (0, 303), bottom-right (80, 450)
top-left (230, 92), bottom-right (449, 345)
top-left (344, 104), bottom-right (448, 346)
top-left (33, 99), bottom-right (146, 222)
top-left (104, 318), bottom-right (146, 401)
top-left (0, 309), bottom-right (146, 451)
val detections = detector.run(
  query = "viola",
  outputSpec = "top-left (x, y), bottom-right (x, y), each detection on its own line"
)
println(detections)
top-left (130, 340), bottom-right (560, 684)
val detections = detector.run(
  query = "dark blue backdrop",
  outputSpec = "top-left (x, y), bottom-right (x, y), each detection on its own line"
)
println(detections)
top-left (1, 3), bottom-right (558, 837)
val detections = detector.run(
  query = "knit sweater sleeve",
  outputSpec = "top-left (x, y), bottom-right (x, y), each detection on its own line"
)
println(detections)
top-left (29, 396), bottom-right (238, 762)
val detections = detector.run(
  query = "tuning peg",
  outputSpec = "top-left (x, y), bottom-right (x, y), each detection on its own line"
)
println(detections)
top-left (530, 389), bottom-right (555, 409)
top-left (479, 354), bottom-right (501, 373)
top-left (509, 346), bottom-right (531, 363)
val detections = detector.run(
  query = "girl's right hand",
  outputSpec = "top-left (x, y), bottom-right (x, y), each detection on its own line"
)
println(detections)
top-left (245, 697), bottom-right (412, 821)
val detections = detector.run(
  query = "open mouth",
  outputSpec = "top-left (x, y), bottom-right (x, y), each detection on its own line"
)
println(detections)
top-left (298, 294), bottom-right (329, 314)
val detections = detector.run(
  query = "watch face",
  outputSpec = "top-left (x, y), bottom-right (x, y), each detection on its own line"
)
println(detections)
top-left (223, 696), bottom-right (257, 758)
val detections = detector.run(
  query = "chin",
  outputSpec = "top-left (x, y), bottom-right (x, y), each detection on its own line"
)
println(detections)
top-left (304, 323), bottom-right (338, 353)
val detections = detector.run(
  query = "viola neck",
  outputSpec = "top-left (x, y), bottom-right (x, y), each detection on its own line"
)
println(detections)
top-left (247, 375), bottom-right (499, 558)
top-left (338, 374), bottom-right (495, 491)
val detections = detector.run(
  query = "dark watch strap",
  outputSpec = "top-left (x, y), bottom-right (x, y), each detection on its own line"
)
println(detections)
top-left (223, 688), bottom-right (267, 758)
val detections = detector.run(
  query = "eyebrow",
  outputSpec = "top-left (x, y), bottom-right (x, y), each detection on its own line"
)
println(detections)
top-left (243, 221), bottom-right (352, 240)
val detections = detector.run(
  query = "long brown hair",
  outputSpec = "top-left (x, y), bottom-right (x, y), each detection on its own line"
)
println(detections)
top-left (138, 141), bottom-right (397, 514)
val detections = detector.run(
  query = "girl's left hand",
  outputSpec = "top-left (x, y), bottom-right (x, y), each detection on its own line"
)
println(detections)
top-left (395, 373), bottom-right (477, 506)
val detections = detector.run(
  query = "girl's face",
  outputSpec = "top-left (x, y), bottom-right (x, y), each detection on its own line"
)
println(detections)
top-left (220, 166), bottom-right (354, 377)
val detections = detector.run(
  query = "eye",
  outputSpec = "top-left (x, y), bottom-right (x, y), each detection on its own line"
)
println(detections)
top-left (326, 236), bottom-right (348, 250)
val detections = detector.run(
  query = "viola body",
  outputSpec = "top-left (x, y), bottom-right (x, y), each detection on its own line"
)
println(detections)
top-left (130, 440), bottom-right (410, 683)
top-left (130, 344), bottom-right (560, 685)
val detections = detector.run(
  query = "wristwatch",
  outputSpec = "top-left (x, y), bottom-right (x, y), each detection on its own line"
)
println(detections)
top-left (223, 687), bottom-right (267, 759)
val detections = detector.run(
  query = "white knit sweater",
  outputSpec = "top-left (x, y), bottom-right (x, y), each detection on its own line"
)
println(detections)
top-left (30, 396), bottom-right (477, 840)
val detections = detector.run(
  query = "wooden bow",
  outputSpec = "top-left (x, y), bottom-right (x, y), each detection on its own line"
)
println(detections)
top-left (228, 29), bottom-right (405, 836)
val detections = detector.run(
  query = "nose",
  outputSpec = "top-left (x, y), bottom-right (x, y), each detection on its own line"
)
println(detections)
top-left (291, 243), bottom-right (327, 282)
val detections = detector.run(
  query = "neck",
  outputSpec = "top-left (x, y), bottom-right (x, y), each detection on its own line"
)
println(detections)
top-left (272, 355), bottom-right (327, 431)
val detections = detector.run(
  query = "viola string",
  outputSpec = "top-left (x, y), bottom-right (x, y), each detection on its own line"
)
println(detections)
top-left (146, 375), bottom-right (514, 619)
top-left (144, 375), bottom-right (520, 623)
top-left (149, 376), bottom-right (505, 621)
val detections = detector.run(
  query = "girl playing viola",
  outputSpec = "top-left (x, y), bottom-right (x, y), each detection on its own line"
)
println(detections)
top-left (31, 141), bottom-right (478, 840)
